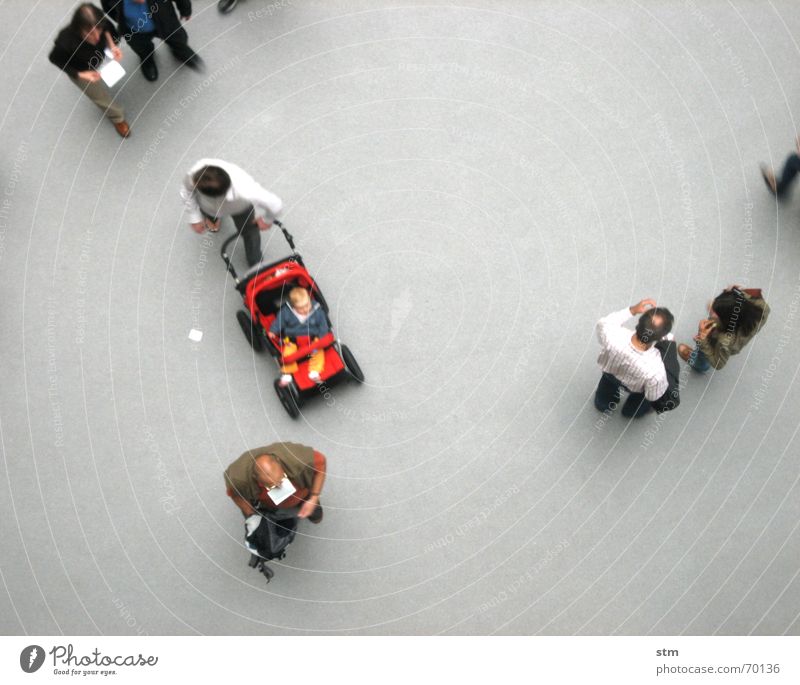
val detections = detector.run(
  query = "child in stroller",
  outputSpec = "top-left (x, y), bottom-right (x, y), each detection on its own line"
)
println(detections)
top-left (269, 286), bottom-right (330, 386)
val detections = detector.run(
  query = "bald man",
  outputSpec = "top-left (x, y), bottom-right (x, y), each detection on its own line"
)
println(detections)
top-left (225, 442), bottom-right (325, 523)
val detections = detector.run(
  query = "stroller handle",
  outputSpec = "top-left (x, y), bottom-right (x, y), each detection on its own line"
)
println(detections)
top-left (220, 234), bottom-right (241, 284)
top-left (220, 219), bottom-right (298, 285)
top-left (273, 220), bottom-right (297, 251)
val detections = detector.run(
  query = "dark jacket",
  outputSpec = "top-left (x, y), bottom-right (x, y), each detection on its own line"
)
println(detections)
top-left (48, 7), bottom-right (120, 78)
top-left (651, 340), bottom-right (680, 413)
top-left (269, 301), bottom-right (330, 340)
top-left (101, 0), bottom-right (191, 40)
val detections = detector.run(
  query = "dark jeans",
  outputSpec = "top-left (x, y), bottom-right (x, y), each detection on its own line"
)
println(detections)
top-left (594, 372), bottom-right (652, 418)
top-left (127, 28), bottom-right (196, 64)
top-left (776, 153), bottom-right (800, 198)
top-left (205, 206), bottom-right (262, 267)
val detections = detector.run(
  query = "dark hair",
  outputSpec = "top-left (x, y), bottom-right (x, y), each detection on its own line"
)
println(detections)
top-left (712, 289), bottom-right (761, 337)
top-left (70, 3), bottom-right (103, 36)
top-left (635, 307), bottom-right (674, 345)
top-left (193, 166), bottom-right (231, 197)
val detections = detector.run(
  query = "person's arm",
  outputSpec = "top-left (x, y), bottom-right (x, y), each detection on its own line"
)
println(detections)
top-left (103, 13), bottom-right (121, 43)
top-left (597, 298), bottom-right (656, 345)
top-left (298, 452), bottom-right (326, 518)
top-left (228, 490), bottom-right (257, 517)
top-left (225, 470), bottom-right (257, 517)
top-left (644, 368), bottom-right (668, 402)
top-left (244, 180), bottom-right (283, 224)
top-left (180, 172), bottom-right (205, 228)
top-left (697, 332), bottom-right (730, 370)
top-left (275, 308), bottom-right (303, 339)
top-left (596, 308), bottom-right (633, 347)
top-left (693, 318), bottom-right (730, 369)
top-left (306, 306), bottom-right (329, 338)
top-left (104, 30), bottom-right (122, 61)
top-left (49, 41), bottom-right (82, 79)
top-left (175, 0), bottom-right (193, 20)
top-left (268, 309), bottom-right (283, 337)
top-left (99, 0), bottom-right (119, 28)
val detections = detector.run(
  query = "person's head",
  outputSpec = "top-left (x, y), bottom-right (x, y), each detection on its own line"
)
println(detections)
top-left (288, 287), bottom-right (312, 316)
top-left (711, 289), bottom-right (761, 337)
top-left (71, 4), bottom-right (103, 42)
top-left (192, 165), bottom-right (231, 198)
top-left (254, 455), bottom-right (286, 490)
top-left (635, 307), bottom-right (674, 346)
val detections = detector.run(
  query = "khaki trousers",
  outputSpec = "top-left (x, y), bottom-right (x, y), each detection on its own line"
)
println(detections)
top-left (68, 75), bottom-right (125, 124)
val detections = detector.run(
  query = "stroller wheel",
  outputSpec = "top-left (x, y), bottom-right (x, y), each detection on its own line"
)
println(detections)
top-left (341, 345), bottom-right (364, 383)
top-left (274, 379), bottom-right (300, 418)
top-left (237, 310), bottom-right (263, 352)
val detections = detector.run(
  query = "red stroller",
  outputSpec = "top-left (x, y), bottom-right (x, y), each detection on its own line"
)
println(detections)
top-left (221, 221), bottom-right (364, 417)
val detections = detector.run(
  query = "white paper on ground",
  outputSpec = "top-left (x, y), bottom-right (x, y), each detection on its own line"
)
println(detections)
top-left (99, 59), bottom-right (125, 86)
top-left (266, 478), bottom-right (297, 505)
top-left (188, 329), bottom-right (203, 342)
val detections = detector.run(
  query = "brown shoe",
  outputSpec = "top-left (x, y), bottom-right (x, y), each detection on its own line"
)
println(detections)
top-left (113, 121), bottom-right (131, 138)
top-left (308, 504), bottom-right (323, 524)
top-left (678, 343), bottom-right (693, 362)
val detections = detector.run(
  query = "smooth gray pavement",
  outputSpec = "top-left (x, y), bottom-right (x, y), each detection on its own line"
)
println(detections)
top-left (1, 0), bottom-right (799, 635)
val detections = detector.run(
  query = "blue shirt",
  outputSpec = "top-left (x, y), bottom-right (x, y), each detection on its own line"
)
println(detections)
top-left (123, 0), bottom-right (155, 33)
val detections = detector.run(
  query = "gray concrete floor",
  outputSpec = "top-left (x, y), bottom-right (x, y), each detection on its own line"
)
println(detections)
top-left (1, 0), bottom-right (799, 635)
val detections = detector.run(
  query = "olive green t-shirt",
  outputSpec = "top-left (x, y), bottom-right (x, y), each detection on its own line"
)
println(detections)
top-left (224, 442), bottom-right (316, 504)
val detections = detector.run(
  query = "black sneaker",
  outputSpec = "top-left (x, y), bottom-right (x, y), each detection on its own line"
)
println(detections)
top-left (308, 504), bottom-right (323, 524)
top-left (141, 59), bottom-right (158, 81)
top-left (218, 0), bottom-right (238, 13)
top-left (185, 55), bottom-right (206, 73)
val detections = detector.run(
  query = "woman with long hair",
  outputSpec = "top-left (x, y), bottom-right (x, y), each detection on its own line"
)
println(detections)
top-left (679, 286), bottom-right (770, 372)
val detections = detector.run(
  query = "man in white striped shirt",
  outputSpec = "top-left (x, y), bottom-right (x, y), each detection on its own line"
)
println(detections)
top-left (595, 298), bottom-right (674, 418)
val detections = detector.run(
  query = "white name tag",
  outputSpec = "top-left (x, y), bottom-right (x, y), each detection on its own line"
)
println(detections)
top-left (266, 478), bottom-right (296, 505)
